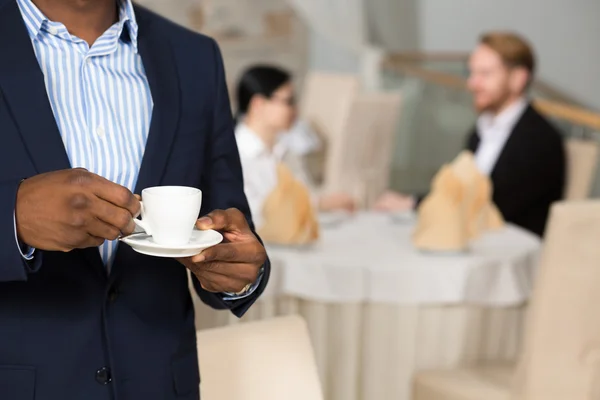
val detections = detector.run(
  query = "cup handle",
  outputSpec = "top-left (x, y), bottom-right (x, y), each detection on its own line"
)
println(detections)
top-left (133, 201), bottom-right (151, 235)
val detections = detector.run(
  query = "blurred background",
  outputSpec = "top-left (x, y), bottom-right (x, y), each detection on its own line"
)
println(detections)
top-left (136, 1), bottom-right (600, 399)
top-left (139, 0), bottom-right (600, 195)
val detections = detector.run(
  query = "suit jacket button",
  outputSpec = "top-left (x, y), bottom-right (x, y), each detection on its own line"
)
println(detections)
top-left (108, 287), bottom-right (119, 303)
top-left (95, 367), bottom-right (112, 385)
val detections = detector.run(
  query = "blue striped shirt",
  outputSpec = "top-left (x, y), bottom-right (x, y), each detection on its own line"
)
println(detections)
top-left (15, 0), bottom-right (261, 300)
top-left (17, 0), bottom-right (153, 266)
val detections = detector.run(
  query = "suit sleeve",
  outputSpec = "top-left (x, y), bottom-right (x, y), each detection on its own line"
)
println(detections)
top-left (192, 39), bottom-right (270, 317)
top-left (493, 135), bottom-right (566, 222)
top-left (0, 179), bottom-right (42, 282)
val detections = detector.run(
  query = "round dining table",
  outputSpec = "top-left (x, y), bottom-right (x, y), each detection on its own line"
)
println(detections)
top-left (193, 212), bottom-right (541, 400)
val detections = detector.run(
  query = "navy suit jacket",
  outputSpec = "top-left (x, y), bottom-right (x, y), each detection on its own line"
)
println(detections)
top-left (0, 2), bottom-right (269, 399)
top-left (466, 105), bottom-right (565, 237)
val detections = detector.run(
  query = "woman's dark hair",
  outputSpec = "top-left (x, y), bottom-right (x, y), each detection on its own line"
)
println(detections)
top-left (235, 65), bottom-right (292, 121)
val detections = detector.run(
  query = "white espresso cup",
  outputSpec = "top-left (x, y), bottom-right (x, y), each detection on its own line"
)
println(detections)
top-left (133, 186), bottom-right (202, 246)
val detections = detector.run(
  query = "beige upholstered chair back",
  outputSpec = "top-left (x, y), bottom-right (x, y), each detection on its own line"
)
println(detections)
top-left (564, 139), bottom-right (599, 200)
top-left (299, 72), bottom-right (360, 142)
top-left (196, 316), bottom-right (324, 400)
top-left (514, 201), bottom-right (600, 400)
top-left (325, 92), bottom-right (402, 207)
top-left (299, 72), bottom-right (360, 187)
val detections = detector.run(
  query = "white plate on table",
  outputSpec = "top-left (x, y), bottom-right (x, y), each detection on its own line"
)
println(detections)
top-left (120, 229), bottom-right (223, 258)
top-left (389, 210), bottom-right (416, 224)
top-left (418, 248), bottom-right (470, 256)
top-left (318, 211), bottom-right (352, 228)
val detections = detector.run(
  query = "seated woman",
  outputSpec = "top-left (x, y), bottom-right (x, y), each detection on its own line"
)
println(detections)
top-left (234, 65), bottom-right (356, 233)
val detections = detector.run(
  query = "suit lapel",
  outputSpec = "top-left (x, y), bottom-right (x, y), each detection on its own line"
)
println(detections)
top-left (0, 0), bottom-right (71, 174)
top-left (0, 2), bottom-right (109, 277)
top-left (490, 105), bottom-right (532, 182)
top-left (133, 7), bottom-right (181, 195)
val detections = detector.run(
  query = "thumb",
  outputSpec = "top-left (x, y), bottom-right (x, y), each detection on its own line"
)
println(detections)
top-left (195, 216), bottom-right (214, 230)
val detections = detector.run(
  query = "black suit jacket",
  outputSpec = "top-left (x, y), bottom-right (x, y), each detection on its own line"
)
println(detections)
top-left (0, 2), bottom-right (268, 399)
top-left (466, 105), bottom-right (566, 237)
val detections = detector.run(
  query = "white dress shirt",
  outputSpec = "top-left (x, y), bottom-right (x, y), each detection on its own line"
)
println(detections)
top-left (474, 98), bottom-right (528, 176)
top-left (235, 123), bottom-right (316, 230)
top-left (277, 119), bottom-right (322, 156)
top-left (235, 123), bottom-right (281, 230)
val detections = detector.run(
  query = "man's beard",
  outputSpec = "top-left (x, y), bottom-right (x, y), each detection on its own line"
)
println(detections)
top-left (475, 90), bottom-right (512, 114)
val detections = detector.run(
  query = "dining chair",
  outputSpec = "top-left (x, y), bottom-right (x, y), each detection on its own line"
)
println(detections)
top-left (299, 71), bottom-right (360, 143)
top-left (564, 138), bottom-right (599, 200)
top-left (299, 72), bottom-right (360, 187)
top-left (324, 91), bottom-right (402, 208)
top-left (196, 315), bottom-right (324, 400)
top-left (413, 200), bottom-right (600, 400)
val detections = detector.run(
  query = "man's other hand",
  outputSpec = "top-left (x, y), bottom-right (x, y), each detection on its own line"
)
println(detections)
top-left (16, 168), bottom-right (140, 251)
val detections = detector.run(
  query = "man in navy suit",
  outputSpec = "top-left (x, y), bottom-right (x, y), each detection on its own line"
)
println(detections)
top-left (0, 0), bottom-right (268, 398)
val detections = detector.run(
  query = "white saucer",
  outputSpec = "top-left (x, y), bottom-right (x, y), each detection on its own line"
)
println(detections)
top-left (120, 229), bottom-right (223, 258)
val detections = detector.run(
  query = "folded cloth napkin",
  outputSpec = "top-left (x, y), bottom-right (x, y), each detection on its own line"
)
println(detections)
top-left (257, 162), bottom-right (320, 245)
top-left (413, 151), bottom-right (504, 252)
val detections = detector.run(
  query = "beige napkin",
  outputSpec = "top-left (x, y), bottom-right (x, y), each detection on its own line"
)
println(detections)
top-left (413, 151), bottom-right (504, 252)
top-left (257, 163), bottom-right (320, 245)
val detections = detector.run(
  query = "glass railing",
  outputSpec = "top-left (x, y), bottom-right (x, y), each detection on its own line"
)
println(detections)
top-left (390, 55), bottom-right (583, 104)
top-left (380, 56), bottom-right (600, 197)
top-left (379, 68), bottom-right (475, 194)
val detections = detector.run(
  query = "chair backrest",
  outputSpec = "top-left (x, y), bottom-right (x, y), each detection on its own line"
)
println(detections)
top-left (299, 72), bottom-right (360, 188)
top-left (564, 139), bottom-right (599, 200)
top-left (514, 201), bottom-right (600, 400)
top-left (196, 315), bottom-right (324, 400)
top-left (299, 72), bottom-right (360, 142)
top-left (324, 92), bottom-right (402, 207)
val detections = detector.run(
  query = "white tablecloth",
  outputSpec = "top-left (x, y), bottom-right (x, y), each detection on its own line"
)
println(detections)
top-left (193, 213), bottom-right (542, 400)
top-left (262, 212), bottom-right (541, 305)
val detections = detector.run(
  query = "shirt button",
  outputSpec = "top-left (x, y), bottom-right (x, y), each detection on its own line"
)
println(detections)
top-left (47, 26), bottom-right (58, 35)
top-left (96, 125), bottom-right (105, 138)
top-left (95, 367), bottom-right (111, 385)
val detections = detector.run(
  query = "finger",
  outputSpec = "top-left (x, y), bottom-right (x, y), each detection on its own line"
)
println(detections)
top-left (197, 261), bottom-right (261, 283)
top-left (175, 258), bottom-right (215, 287)
top-left (198, 279), bottom-right (219, 292)
top-left (90, 175), bottom-right (140, 217)
top-left (133, 194), bottom-right (142, 216)
top-left (178, 258), bottom-right (251, 292)
top-left (196, 208), bottom-right (249, 233)
top-left (194, 271), bottom-right (249, 293)
top-left (373, 200), bottom-right (387, 211)
top-left (194, 242), bottom-right (265, 264)
top-left (86, 218), bottom-right (123, 241)
top-left (192, 270), bottom-right (222, 292)
top-left (90, 198), bottom-right (136, 235)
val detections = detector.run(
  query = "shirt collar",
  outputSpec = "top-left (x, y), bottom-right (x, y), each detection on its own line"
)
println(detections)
top-left (16, 0), bottom-right (139, 51)
top-left (477, 97), bottom-right (528, 141)
top-left (118, 0), bottom-right (139, 50)
top-left (235, 123), bottom-right (287, 160)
